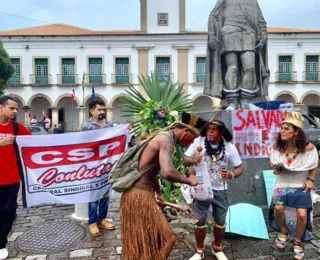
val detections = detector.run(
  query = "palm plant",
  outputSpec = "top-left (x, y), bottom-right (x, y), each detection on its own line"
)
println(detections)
top-left (121, 72), bottom-right (194, 136)
top-left (120, 72), bottom-right (194, 202)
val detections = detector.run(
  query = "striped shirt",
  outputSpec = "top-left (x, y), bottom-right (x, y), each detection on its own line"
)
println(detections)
top-left (80, 117), bottom-right (113, 132)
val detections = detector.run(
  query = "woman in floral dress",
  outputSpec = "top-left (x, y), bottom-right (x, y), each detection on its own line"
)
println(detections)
top-left (269, 111), bottom-right (319, 260)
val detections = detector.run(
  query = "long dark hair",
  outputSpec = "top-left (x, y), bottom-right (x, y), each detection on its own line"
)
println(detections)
top-left (200, 120), bottom-right (232, 142)
top-left (276, 123), bottom-right (308, 153)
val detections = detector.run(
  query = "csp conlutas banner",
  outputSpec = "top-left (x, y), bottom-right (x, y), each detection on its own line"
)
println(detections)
top-left (16, 124), bottom-right (129, 207)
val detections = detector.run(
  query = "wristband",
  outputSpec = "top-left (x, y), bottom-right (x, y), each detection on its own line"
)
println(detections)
top-left (230, 172), bottom-right (235, 179)
top-left (307, 176), bottom-right (315, 183)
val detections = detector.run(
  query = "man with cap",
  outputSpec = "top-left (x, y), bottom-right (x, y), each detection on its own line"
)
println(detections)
top-left (109, 112), bottom-right (207, 260)
top-left (184, 120), bottom-right (243, 260)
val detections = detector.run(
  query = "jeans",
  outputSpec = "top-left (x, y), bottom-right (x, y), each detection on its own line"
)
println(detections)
top-left (88, 185), bottom-right (112, 225)
top-left (0, 183), bottom-right (20, 249)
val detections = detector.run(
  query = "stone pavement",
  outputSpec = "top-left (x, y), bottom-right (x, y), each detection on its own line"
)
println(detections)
top-left (6, 191), bottom-right (320, 260)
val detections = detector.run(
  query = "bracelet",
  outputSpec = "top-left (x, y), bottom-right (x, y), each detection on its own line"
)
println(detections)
top-left (307, 176), bottom-right (315, 183)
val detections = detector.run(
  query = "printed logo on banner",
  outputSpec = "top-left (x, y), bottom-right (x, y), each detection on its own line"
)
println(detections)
top-left (232, 110), bottom-right (284, 158)
top-left (21, 135), bottom-right (126, 196)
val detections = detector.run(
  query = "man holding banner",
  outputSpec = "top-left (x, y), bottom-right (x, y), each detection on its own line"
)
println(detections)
top-left (184, 120), bottom-right (243, 260)
top-left (0, 96), bottom-right (31, 260)
top-left (80, 97), bottom-right (115, 237)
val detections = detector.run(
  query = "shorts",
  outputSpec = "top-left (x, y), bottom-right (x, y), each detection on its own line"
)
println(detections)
top-left (192, 189), bottom-right (228, 225)
top-left (269, 187), bottom-right (313, 241)
top-left (272, 187), bottom-right (312, 208)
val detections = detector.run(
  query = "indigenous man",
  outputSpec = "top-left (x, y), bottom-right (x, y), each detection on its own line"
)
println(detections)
top-left (109, 112), bottom-right (207, 260)
top-left (184, 120), bottom-right (243, 260)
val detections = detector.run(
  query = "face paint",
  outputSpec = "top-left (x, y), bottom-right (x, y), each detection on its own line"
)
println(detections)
top-left (179, 130), bottom-right (196, 147)
top-left (206, 123), bottom-right (223, 143)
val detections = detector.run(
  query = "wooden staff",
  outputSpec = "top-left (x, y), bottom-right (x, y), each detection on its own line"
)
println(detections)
top-left (162, 201), bottom-right (198, 223)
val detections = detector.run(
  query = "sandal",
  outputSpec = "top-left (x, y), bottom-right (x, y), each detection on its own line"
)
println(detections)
top-left (276, 229), bottom-right (288, 249)
top-left (293, 240), bottom-right (304, 260)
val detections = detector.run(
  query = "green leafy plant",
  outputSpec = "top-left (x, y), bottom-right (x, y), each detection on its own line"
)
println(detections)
top-left (0, 41), bottom-right (15, 96)
top-left (121, 72), bottom-right (193, 136)
top-left (121, 72), bottom-right (193, 202)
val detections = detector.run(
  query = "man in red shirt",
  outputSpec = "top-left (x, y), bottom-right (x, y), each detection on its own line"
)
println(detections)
top-left (0, 96), bottom-right (31, 260)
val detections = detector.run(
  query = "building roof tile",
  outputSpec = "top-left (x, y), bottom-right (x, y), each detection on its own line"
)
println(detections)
top-left (0, 23), bottom-right (320, 37)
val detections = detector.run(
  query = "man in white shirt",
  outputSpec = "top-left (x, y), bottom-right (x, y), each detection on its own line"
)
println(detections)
top-left (184, 120), bottom-right (243, 260)
top-left (44, 115), bottom-right (51, 132)
top-left (30, 115), bottom-right (37, 126)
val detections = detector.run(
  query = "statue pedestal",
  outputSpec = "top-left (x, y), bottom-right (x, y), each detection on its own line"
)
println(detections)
top-left (216, 111), bottom-right (270, 206)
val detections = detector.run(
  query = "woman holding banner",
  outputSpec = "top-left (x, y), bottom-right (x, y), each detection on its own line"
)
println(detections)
top-left (270, 111), bottom-right (319, 260)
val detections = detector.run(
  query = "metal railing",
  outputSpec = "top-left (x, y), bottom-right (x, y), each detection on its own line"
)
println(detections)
top-left (275, 71), bottom-right (297, 82)
top-left (193, 73), bottom-right (205, 83)
top-left (158, 73), bottom-right (174, 83)
top-left (302, 71), bottom-right (320, 82)
top-left (30, 74), bottom-right (52, 85)
top-left (84, 74), bottom-right (107, 84)
top-left (111, 74), bottom-right (133, 84)
top-left (7, 75), bottom-right (23, 85)
top-left (57, 74), bottom-right (79, 85)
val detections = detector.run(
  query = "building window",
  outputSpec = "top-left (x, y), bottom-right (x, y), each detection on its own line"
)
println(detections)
top-left (278, 56), bottom-right (292, 81)
top-left (89, 58), bottom-right (102, 84)
top-left (309, 106), bottom-right (320, 118)
top-left (35, 58), bottom-right (48, 84)
top-left (116, 58), bottom-right (129, 83)
top-left (306, 55), bottom-right (319, 81)
top-left (158, 13), bottom-right (168, 26)
top-left (156, 57), bottom-right (170, 82)
top-left (196, 57), bottom-right (206, 82)
top-left (8, 58), bottom-right (21, 84)
top-left (62, 58), bottom-right (75, 84)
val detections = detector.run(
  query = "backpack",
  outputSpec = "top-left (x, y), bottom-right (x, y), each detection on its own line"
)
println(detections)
top-left (109, 131), bottom-right (170, 192)
top-left (12, 120), bottom-right (21, 167)
top-left (12, 120), bottom-right (28, 207)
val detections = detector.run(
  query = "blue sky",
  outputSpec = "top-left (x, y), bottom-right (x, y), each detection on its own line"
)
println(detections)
top-left (0, 0), bottom-right (320, 31)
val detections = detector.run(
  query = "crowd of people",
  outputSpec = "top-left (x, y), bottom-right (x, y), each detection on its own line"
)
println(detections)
top-left (0, 94), bottom-right (319, 260)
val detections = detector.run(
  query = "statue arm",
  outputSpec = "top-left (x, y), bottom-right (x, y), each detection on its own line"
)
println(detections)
top-left (208, 0), bottom-right (223, 35)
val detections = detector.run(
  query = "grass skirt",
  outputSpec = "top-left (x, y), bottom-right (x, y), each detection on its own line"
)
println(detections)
top-left (120, 187), bottom-right (165, 260)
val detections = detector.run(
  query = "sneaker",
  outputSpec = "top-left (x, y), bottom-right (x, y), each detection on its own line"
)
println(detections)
top-left (98, 219), bottom-right (115, 230)
top-left (212, 250), bottom-right (228, 260)
top-left (0, 248), bottom-right (8, 260)
top-left (189, 252), bottom-right (204, 260)
top-left (89, 223), bottom-right (100, 237)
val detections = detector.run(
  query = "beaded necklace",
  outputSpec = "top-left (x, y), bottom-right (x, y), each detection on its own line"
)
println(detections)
top-left (204, 138), bottom-right (226, 164)
top-left (283, 146), bottom-right (300, 166)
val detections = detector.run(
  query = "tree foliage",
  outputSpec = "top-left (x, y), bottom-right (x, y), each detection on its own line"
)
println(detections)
top-left (0, 41), bottom-right (14, 96)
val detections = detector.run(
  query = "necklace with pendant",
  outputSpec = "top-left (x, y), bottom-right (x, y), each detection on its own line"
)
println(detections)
top-left (283, 147), bottom-right (299, 166)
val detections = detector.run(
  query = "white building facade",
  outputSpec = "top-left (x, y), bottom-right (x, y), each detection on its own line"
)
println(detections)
top-left (0, 0), bottom-right (319, 131)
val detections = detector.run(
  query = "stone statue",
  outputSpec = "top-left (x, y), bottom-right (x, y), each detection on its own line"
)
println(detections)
top-left (203, 0), bottom-right (270, 110)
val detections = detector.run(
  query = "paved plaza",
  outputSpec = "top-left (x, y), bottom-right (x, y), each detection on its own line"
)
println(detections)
top-left (6, 191), bottom-right (320, 260)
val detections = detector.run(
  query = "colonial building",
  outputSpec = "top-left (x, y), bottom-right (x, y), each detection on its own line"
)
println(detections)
top-left (0, 0), bottom-right (319, 131)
